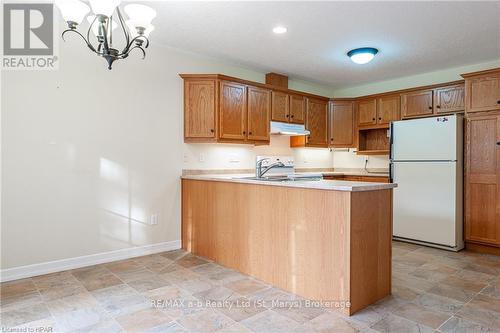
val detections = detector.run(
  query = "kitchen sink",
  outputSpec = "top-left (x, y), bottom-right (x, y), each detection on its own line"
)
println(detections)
top-left (235, 175), bottom-right (323, 182)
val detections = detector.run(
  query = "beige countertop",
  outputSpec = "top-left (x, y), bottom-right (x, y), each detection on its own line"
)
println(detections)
top-left (181, 173), bottom-right (396, 192)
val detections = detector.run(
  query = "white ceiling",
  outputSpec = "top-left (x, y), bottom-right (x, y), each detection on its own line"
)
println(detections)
top-left (147, 1), bottom-right (500, 89)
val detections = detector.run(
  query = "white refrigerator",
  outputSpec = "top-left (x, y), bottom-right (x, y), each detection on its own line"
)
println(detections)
top-left (390, 114), bottom-right (464, 251)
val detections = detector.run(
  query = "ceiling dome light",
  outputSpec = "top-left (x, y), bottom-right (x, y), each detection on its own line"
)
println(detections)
top-left (272, 26), bottom-right (287, 34)
top-left (347, 47), bottom-right (379, 64)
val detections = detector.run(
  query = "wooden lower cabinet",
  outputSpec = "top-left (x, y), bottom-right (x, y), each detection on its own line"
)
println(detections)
top-left (323, 175), bottom-right (390, 183)
top-left (182, 179), bottom-right (392, 315)
top-left (465, 113), bottom-right (500, 248)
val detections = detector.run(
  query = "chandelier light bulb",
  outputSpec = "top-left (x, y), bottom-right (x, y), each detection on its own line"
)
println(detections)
top-left (124, 4), bottom-right (157, 28)
top-left (55, 0), bottom-right (90, 25)
top-left (88, 0), bottom-right (121, 17)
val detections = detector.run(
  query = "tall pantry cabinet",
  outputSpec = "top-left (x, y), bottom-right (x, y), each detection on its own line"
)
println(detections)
top-left (463, 68), bottom-right (500, 254)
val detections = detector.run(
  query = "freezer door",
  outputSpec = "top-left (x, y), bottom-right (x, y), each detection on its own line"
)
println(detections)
top-left (392, 115), bottom-right (460, 161)
top-left (392, 161), bottom-right (460, 247)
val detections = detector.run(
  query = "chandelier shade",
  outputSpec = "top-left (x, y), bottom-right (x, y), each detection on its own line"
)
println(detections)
top-left (88, 0), bottom-right (121, 17)
top-left (55, 0), bottom-right (90, 25)
top-left (124, 4), bottom-right (157, 28)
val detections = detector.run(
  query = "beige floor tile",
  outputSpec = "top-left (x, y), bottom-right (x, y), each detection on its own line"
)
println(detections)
top-left (215, 322), bottom-right (253, 333)
top-left (207, 270), bottom-right (247, 285)
top-left (409, 262), bottom-right (457, 283)
top-left (0, 291), bottom-right (43, 313)
top-left (348, 306), bottom-right (386, 327)
top-left (439, 275), bottom-right (488, 293)
top-left (248, 287), bottom-right (296, 308)
top-left (114, 268), bottom-right (158, 283)
top-left (38, 282), bottom-right (87, 302)
top-left (161, 267), bottom-right (201, 284)
top-left (453, 268), bottom-right (497, 284)
top-left (71, 318), bottom-right (123, 333)
top-left (9, 317), bottom-right (56, 333)
top-left (392, 272), bottom-right (435, 292)
top-left (115, 307), bottom-right (172, 333)
top-left (192, 263), bottom-right (231, 276)
top-left (455, 303), bottom-right (500, 329)
top-left (370, 313), bottom-right (434, 333)
top-left (78, 272), bottom-right (123, 292)
top-left (91, 284), bottom-right (150, 317)
top-left (71, 265), bottom-right (110, 280)
top-left (392, 253), bottom-right (429, 267)
top-left (298, 312), bottom-right (363, 333)
top-left (0, 303), bottom-right (52, 328)
top-left (142, 321), bottom-right (189, 333)
top-left (193, 286), bottom-right (237, 303)
top-left (216, 295), bottom-right (266, 322)
top-left (481, 277), bottom-right (500, 300)
top-left (225, 278), bottom-right (269, 296)
top-left (45, 291), bottom-right (99, 316)
top-left (175, 277), bottom-right (215, 294)
top-left (0, 279), bottom-right (37, 299)
top-left (427, 283), bottom-right (477, 303)
top-left (412, 293), bottom-right (464, 315)
top-left (31, 271), bottom-right (77, 288)
top-left (391, 284), bottom-right (421, 302)
top-left (105, 259), bottom-right (144, 273)
top-left (176, 255), bottom-right (210, 268)
top-left (467, 294), bottom-right (500, 313)
top-left (271, 301), bottom-right (325, 324)
top-left (438, 316), bottom-right (495, 333)
top-left (392, 302), bottom-right (450, 329)
top-left (240, 309), bottom-right (300, 333)
top-left (160, 249), bottom-right (188, 261)
top-left (145, 285), bottom-right (203, 319)
top-left (177, 308), bottom-right (235, 333)
top-left (127, 275), bottom-right (171, 293)
top-left (52, 306), bottom-right (110, 332)
top-left (392, 241), bottom-right (421, 251)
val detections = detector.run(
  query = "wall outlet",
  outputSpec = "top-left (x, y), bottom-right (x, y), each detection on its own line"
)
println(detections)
top-left (150, 214), bottom-right (159, 225)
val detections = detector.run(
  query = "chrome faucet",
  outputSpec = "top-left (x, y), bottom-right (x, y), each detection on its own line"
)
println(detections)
top-left (255, 158), bottom-right (285, 178)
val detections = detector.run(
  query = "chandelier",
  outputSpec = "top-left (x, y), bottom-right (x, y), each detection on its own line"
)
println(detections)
top-left (55, 0), bottom-right (156, 69)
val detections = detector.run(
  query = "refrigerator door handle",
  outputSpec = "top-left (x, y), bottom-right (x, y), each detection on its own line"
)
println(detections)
top-left (389, 122), bottom-right (394, 161)
top-left (390, 163), bottom-right (394, 183)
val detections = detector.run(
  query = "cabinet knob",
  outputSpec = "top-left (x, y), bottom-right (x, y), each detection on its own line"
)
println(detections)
top-left (291, 115), bottom-right (294, 118)
top-left (497, 100), bottom-right (500, 104)
top-left (249, 131), bottom-right (252, 135)
top-left (428, 106), bottom-right (433, 110)
top-left (497, 142), bottom-right (500, 145)
top-left (210, 129), bottom-right (214, 133)
top-left (243, 131), bottom-right (246, 135)
top-left (286, 114), bottom-right (289, 118)
top-left (378, 117), bottom-right (382, 120)
top-left (372, 118), bottom-right (376, 121)
top-left (436, 105), bottom-right (441, 108)
top-left (330, 138), bottom-right (333, 141)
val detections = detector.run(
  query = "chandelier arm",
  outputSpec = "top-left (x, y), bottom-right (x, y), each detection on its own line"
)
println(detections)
top-left (123, 45), bottom-right (146, 60)
top-left (61, 29), bottom-right (98, 53)
top-left (87, 16), bottom-right (98, 52)
top-left (116, 8), bottom-right (131, 54)
top-left (127, 36), bottom-right (150, 50)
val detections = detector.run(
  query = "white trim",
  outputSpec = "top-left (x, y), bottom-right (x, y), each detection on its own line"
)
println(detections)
top-left (0, 240), bottom-right (181, 282)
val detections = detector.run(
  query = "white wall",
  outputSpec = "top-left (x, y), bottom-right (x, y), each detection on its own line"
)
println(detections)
top-left (1, 39), bottom-right (334, 270)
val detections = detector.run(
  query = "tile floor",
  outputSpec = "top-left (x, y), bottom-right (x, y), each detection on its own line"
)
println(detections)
top-left (1, 241), bottom-right (499, 333)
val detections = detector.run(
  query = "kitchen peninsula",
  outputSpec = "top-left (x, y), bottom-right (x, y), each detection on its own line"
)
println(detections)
top-left (181, 175), bottom-right (396, 315)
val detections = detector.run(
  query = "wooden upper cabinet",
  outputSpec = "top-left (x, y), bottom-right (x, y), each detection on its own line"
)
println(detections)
top-left (247, 86), bottom-right (271, 141)
top-left (219, 81), bottom-right (247, 140)
top-left (434, 84), bottom-right (465, 114)
top-left (377, 95), bottom-right (401, 125)
top-left (466, 74), bottom-right (500, 113)
top-left (357, 98), bottom-right (377, 126)
top-left (401, 89), bottom-right (434, 118)
top-left (289, 95), bottom-right (306, 124)
top-left (465, 114), bottom-right (500, 246)
top-left (271, 91), bottom-right (289, 122)
top-left (184, 79), bottom-right (216, 140)
top-left (306, 98), bottom-right (328, 147)
top-left (329, 101), bottom-right (354, 147)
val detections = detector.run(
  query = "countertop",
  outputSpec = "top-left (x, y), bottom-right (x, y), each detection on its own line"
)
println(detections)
top-left (181, 173), bottom-right (396, 192)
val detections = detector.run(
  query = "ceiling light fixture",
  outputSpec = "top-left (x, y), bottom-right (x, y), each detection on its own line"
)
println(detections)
top-left (272, 26), bottom-right (287, 34)
top-left (55, 0), bottom-right (156, 70)
top-left (347, 47), bottom-right (379, 65)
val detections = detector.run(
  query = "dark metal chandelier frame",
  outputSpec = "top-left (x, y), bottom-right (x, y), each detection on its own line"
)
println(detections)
top-left (61, 8), bottom-right (149, 70)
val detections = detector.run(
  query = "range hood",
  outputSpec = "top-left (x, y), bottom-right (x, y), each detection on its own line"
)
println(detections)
top-left (270, 121), bottom-right (310, 136)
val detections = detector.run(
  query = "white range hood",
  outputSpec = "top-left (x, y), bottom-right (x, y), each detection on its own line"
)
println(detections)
top-left (270, 121), bottom-right (310, 136)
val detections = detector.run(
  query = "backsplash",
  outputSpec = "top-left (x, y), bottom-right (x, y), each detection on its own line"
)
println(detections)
top-left (333, 149), bottom-right (390, 169)
top-left (182, 136), bottom-right (334, 170)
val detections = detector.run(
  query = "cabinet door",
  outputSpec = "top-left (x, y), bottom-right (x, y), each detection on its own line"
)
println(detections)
top-left (329, 101), bottom-right (354, 147)
top-left (401, 90), bottom-right (434, 118)
top-left (184, 79), bottom-right (216, 139)
top-left (306, 99), bottom-right (328, 147)
top-left (467, 75), bottom-right (500, 113)
top-left (289, 95), bottom-right (306, 124)
top-left (377, 95), bottom-right (400, 125)
top-left (219, 81), bottom-right (247, 140)
top-left (434, 84), bottom-right (465, 114)
top-left (247, 86), bottom-right (271, 141)
top-left (358, 99), bottom-right (377, 126)
top-left (271, 91), bottom-right (289, 122)
top-left (465, 114), bottom-right (500, 246)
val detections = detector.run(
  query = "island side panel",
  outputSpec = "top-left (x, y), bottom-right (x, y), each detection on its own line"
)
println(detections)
top-left (181, 179), bottom-right (352, 313)
top-left (348, 189), bottom-right (393, 314)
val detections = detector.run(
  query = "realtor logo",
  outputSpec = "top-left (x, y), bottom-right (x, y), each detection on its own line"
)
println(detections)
top-left (2, 2), bottom-right (58, 70)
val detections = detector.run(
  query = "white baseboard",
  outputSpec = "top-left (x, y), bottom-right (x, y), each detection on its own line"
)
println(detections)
top-left (0, 240), bottom-right (181, 283)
